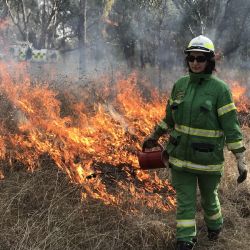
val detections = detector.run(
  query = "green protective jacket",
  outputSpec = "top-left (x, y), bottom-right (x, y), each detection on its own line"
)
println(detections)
top-left (156, 72), bottom-right (245, 174)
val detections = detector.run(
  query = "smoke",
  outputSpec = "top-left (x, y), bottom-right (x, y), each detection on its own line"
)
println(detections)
top-left (71, 0), bottom-right (250, 89)
top-left (1, 0), bottom-right (250, 89)
top-left (106, 104), bottom-right (136, 135)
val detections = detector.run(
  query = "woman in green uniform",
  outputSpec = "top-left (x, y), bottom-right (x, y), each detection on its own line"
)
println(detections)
top-left (142, 35), bottom-right (248, 250)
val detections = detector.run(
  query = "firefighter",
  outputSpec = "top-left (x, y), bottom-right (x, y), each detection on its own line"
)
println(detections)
top-left (142, 35), bottom-right (248, 250)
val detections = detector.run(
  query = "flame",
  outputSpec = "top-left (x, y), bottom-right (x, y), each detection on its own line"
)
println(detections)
top-left (0, 62), bottom-right (175, 212)
top-left (1, 63), bottom-right (249, 212)
top-left (230, 81), bottom-right (249, 113)
top-left (231, 83), bottom-right (246, 101)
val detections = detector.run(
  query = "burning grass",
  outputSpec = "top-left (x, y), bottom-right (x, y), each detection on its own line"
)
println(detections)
top-left (0, 162), bottom-right (176, 249)
top-left (0, 62), bottom-right (250, 249)
top-left (0, 62), bottom-right (175, 212)
top-left (0, 129), bottom-right (249, 249)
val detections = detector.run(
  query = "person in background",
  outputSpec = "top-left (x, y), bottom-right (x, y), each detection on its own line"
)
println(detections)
top-left (142, 35), bottom-right (248, 250)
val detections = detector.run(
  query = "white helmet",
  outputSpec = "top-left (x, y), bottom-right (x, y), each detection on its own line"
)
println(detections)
top-left (185, 35), bottom-right (215, 55)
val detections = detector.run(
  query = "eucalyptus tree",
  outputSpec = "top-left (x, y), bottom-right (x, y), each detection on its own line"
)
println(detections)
top-left (106, 0), bottom-right (179, 71)
top-left (4, 0), bottom-right (72, 49)
top-left (172, 0), bottom-right (250, 60)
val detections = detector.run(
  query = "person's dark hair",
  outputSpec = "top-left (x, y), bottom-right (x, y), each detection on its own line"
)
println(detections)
top-left (186, 52), bottom-right (216, 74)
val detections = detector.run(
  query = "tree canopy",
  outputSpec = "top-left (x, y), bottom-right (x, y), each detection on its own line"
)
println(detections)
top-left (1, 0), bottom-right (250, 71)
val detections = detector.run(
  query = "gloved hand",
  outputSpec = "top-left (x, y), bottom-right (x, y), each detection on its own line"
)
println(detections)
top-left (234, 152), bottom-right (248, 183)
top-left (142, 135), bottom-right (159, 150)
top-left (142, 124), bottom-right (166, 150)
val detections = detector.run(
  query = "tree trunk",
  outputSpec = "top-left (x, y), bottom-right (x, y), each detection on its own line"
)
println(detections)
top-left (139, 40), bottom-right (145, 69)
top-left (38, 0), bottom-right (47, 49)
top-left (157, 16), bottom-right (163, 91)
top-left (78, 0), bottom-right (87, 77)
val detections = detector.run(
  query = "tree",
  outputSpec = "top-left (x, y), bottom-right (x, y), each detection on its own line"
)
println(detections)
top-left (78, 0), bottom-right (87, 76)
top-left (2, 0), bottom-right (250, 76)
top-left (6, 0), bottom-right (31, 41)
top-left (171, 0), bottom-right (250, 59)
top-left (5, 0), bottom-right (72, 49)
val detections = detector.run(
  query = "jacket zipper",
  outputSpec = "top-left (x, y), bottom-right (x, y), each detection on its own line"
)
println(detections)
top-left (184, 78), bottom-right (203, 166)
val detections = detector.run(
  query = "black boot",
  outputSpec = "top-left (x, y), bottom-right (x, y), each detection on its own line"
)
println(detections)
top-left (176, 241), bottom-right (194, 250)
top-left (207, 228), bottom-right (221, 241)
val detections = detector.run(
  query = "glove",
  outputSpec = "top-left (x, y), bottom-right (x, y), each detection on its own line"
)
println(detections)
top-left (142, 135), bottom-right (159, 150)
top-left (142, 125), bottom-right (166, 150)
top-left (234, 152), bottom-right (248, 183)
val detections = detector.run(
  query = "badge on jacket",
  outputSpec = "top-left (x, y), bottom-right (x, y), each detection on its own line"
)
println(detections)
top-left (175, 91), bottom-right (185, 101)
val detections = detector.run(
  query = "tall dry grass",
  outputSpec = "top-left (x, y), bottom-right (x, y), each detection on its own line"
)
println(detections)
top-left (0, 132), bottom-right (249, 250)
top-left (0, 59), bottom-right (249, 250)
top-left (0, 162), bottom-right (175, 250)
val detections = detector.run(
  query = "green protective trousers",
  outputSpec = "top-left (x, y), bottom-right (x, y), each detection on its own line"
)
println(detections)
top-left (171, 168), bottom-right (223, 243)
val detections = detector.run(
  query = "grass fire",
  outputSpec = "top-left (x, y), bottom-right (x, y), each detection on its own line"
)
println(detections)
top-left (0, 62), bottom-right (176, 211)
top-left (1, 1), bottom-right (250, 249)
top-left (0, 60), bottom-right (250, 249)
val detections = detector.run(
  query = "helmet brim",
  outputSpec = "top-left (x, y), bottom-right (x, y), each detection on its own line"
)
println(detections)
top-left (184, 46), bottom-right (214, 54)
top-left (185, 48), bottom-right (212, 53)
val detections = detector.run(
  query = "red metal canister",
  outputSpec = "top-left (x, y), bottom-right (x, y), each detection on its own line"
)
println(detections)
top-left (137, 146), bottom-right (168, 170)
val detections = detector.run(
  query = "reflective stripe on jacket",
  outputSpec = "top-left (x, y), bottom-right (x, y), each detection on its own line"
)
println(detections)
top-left (158, 72), bottom-right (245, 174)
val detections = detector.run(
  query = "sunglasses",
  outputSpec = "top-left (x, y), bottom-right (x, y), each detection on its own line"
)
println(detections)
top-left (187, 55), bottom-right (207, 63)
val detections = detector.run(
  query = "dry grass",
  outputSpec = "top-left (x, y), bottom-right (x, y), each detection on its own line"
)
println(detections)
top-left (0, 163), bottom-right (175, 250)
top-left (0, 129), bottom-right (249, 250)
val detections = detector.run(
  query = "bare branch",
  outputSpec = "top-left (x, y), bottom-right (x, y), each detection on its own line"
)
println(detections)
top-left (5, 0), bottom-right (26, 40)
top-left (5, 0), bottom-right (17, 24)
top-left (188, 24), bottom-right (195, 36)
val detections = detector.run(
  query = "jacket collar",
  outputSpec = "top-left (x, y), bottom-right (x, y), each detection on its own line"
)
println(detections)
top-left (189, 72), bottom-right (212, 83)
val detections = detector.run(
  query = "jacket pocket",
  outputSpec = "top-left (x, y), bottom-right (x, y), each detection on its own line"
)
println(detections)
top-left (200, 100), bottom-right (212, 112)
top-left (191, 142), bottom-right (216, 165)
top-left (194, 99), bottom-right (213, 127)
top-left (189, 137), bottom-right (223, 165)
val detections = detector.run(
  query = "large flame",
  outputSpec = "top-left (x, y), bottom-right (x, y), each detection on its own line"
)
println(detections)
top-left (0, 62), bottom-right (175, 211)
top-left (1, 62), bottom-right (249, 212)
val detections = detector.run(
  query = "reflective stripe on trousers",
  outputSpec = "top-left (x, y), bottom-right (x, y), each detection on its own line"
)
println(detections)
top-left (205, 211), bottom-right (222, 221)
top-left (177, 219), bottom-right (196, 228)
top-left (171, 168), bottom-right (223, 242)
